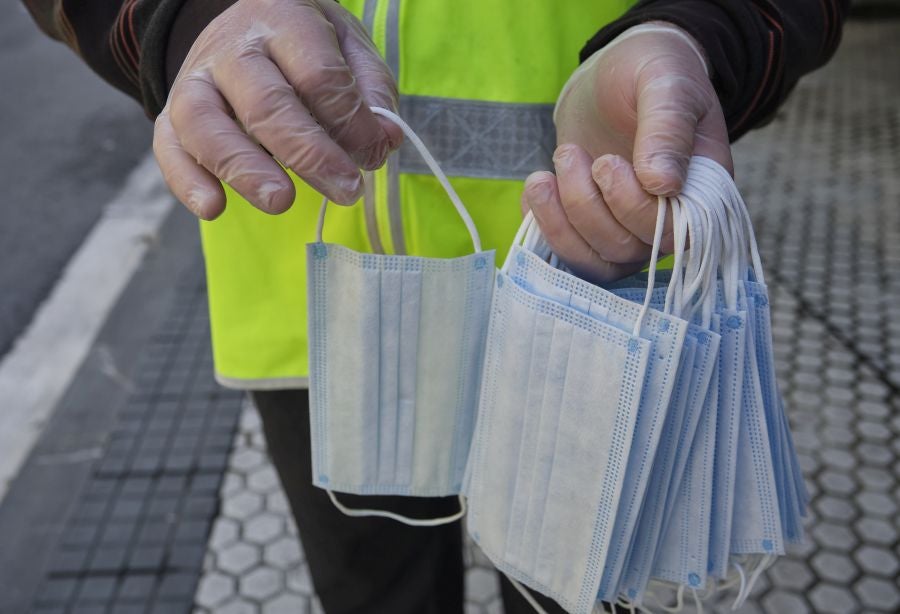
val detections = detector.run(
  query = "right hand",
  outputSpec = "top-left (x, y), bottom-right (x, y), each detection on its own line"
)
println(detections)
top-left (153, 0), bottom-right (402, 220)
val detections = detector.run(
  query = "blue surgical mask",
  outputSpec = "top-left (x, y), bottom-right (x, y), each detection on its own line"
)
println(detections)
top-left (307, 107), bottom-right (494, 526)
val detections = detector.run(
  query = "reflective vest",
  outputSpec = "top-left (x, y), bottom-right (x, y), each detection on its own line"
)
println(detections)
top-left (203, 0), bottom-right (636, 389)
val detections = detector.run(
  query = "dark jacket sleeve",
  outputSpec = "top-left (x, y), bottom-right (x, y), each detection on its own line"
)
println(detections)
top-left (581, 0), bottom-right (850, 141)
top-left (20, 0), bottom-right (233, 117)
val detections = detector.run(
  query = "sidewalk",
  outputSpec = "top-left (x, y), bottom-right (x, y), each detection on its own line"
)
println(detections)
top-left (2, 16), bottom-right (898, 614)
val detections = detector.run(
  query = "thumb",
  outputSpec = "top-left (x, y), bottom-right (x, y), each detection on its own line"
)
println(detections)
top-left (632, 71), bottom-right (711, 197)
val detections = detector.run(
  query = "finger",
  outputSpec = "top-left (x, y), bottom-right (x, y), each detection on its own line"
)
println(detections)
top-left (553, 145), bottom-right (650, 264)
top-left (632, 71), bottom-right (709, 196)
top-left (318, 0), bottom-right (404, 151)
top-left (214, 56), bottom-right (364, 205)
top-left (168, 73), bottom-right (296, 213)
top-left (593, 154), bottom-right (676, 253)
top-left (523, 171), bottom-right (643, 284)
top-left (692, 105), bottom-right (734, 175)
top-left (153, 111), bottom-right (226, 220)
top-left (268, 2), bottom-right (393, 170)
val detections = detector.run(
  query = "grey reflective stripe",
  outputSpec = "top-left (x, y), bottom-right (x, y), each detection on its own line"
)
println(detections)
top-left (397, 96), bottom-right (556, 180)
top-left (216, 373), bottom-right (309, 391)
top-left (385, 0), bottom-right (400, 78)
top-left (385, 0), bottom-right (406, 254)
top-left (363, 171), bottom-right (384, 254)
top-left (362, 0), bottom-right (377, 34)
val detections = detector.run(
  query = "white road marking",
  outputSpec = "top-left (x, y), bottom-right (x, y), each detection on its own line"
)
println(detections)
top-left (0, 153), bottom-right (174, 503)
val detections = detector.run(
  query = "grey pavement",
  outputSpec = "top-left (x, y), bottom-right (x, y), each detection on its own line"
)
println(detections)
top-left (0, 3), bottom-right (151, 358)
top-left (1, 11), bottom-right (898, 614)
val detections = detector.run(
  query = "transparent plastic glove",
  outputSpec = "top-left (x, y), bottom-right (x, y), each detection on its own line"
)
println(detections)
top-left (523, 23), bottom-right (732, 283)
top-left (153, 0), bottom-right (402, 220)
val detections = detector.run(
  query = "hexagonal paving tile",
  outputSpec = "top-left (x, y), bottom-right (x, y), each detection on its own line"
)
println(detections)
top-left (819, 470), bottom-right (857, 496)
top-left (264, 537), bottom-right (303, 570)
top-left (232, 448), bottom-right (266, 472)
top-left (223, 491), bottom-right (264, 521)
top-left (218, 597), bottom-right (257, 614)
top-left (853, 545), bottom-right (900, 578)
top-left (812, 522), bottom-right (858, 552)
top-left (263, 593), bottom-right (310, 614)
top-left (811, 551), bottom-right (860, 584)
top-left (209, 517), bottom-right (239, 550)
top-left (768, 558), bottom-right (814, 591)
top-left (854, 577), bottom-right (900, 611)
top-left (218, 542), bottom-right (261, 576)
top-left (195, 572), bottom-right (235, 609)
top-left (857, 491), bottom-right (898, 517)
top-left (854, 517), bottom-right (898, 546)
top-left (762, 590), bottom-right (810, 614)
top-left (286, 564), bottom-right (314, 595)
top-left (266, 490), bottom-right (290, 515)
top-left (240, 567), bottom-right (282, 601)
top-left (815, 495), bottom-right (858, 523)
top-left (244, 512), bottom-right (285, 545)
top-left (809, 582), bottom-right (860, 614)
top-left (248, 466), bottom-right (281, 494)
top-left (466, 568), bottom-right (499, 605)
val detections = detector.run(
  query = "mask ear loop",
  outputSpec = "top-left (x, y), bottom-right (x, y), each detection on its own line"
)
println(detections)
top-left (508, 576), bottom-right (550, 614)
top-left (326, 491), bottom-right (467, 527)
top-left (634, 197), bottom-right (669, 336)
top-left (663, 198), bottom-right (688, 317)
top-left (317, 107), bottom-right (482, 254)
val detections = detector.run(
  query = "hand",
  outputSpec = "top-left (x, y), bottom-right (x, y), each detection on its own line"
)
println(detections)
top-left (523, 24), bottom-right (732, 283)
top-left (153, 0), bottom-right (402, 220)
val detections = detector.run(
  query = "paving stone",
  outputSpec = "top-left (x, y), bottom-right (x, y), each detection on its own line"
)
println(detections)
top-left (466, 568), bottom-right (499, 605)
top-left (264, 537), bottom-right (303, 570)
top-left (285, 565), bottom-right (314, 595)
top-left (768, 558), bottom-right (814, 592)
top-left (857, 491), bottom-right (898, 517)
top-left (819, 470), bottom-right (857, 496)
top-left (854, 545), bottom-right (900, 578)
top-left (216, 597), bottom-right (256, 614)
top-left (222, 492), bottom-right (263, 521)
top-left (854, 577), bottom-right (900, 612)
top-left (218, 543), bottom-right (260, 576)
top-left (820, 448), bottom-right (857, 470)
top-left (855, 466), bottom-right (895, 491)
top-left (856, 443), bottom-right (894, 467)
top-left (244, 513), bottom-right (284, 546)
top-left (855, 517), bottom-right (898, 546)
top-left (117, 575), bottom-right (156, 602)
top-left (195, 572), bottom-right (235, 609)
top-left (809, 583), bottom-right (861, 614)
top-left (35, 578), bottom-right (79, 605)
top-left (77, 577), bottom-right (118, 602)
top-left (209, 518), bottom-right (240, 550)
top-left (812, 522), bottom-right (858, 552)
top-left (762, 590), bottom-right (810, 614)
top-left (247, 466), bottom-right (280, 494)
top-left (262, 594), bottom-right (309, 614)
top-left (231, 449), bottom-right (266, 473)
top-left (815, 496), bottom-right (858, 523)
top-left (240, 567), bottom-right (282, 601)
top-left (266, 491), bottom-right (290, 515)
top-left (811, 551), bottom-right (860, 583)
top-left (159, 572), bottom-right (200, 600)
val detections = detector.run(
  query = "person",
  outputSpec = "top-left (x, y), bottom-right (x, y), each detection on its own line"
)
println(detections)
top-left (24, 1), bottom-right (847, 611)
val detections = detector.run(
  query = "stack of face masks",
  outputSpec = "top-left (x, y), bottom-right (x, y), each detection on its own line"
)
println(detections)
top-left (307, 109), bottom-right (806, 613)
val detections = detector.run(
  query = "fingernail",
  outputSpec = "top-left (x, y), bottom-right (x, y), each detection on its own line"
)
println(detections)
top-left (592, 156), bottom-right (618, 190)
top-left (185, 189), bottom-right (207, 218)
top-left (552, 146), bottom-right (574, 169)
top-left (258, 181), bottom-right (291, 212)
top-left (525, 177), bottom-right (553, 205)
top-left (335, 174), bottom-right (362, 203)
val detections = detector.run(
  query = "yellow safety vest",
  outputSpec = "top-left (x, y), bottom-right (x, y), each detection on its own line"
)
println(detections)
top-left (203, 0), bottom-right (636, 389)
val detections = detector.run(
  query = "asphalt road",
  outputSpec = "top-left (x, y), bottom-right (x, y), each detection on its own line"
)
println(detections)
top-left (0, 3), bottom-right (153, 358)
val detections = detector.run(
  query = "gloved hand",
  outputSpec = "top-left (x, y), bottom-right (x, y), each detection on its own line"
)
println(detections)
top-left (523, 23), bottom-right (733, 283)
top-left (153, 0), bottom-right (402, 220)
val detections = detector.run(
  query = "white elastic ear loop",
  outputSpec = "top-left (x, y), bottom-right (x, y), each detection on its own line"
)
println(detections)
top-left (326, 490), bottom-right (467, 527)
top-left (502, 212), bottom-right (535, 271)
top-left (508, 577), bottom-right (550, 614)
top-left (317, 107), bottom-right (482, 253)
top-left (663, 198), bottom-right (687, 316)
top-left (370, 107), bottom-right (481, 252)
top-left (634, 198), bottom-right (668, 336)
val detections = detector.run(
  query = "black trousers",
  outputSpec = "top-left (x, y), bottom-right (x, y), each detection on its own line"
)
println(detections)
top-left (251, 389), bottom-right (575, 614)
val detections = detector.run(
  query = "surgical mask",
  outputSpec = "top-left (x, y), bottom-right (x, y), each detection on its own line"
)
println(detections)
top-left (307, 107), bottom-right (494, 526)
top-left (464, 201), bottom-right (676, 614)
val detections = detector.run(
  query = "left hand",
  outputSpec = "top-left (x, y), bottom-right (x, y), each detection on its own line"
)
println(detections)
top-left (523, 23), bottom-right (733, 283)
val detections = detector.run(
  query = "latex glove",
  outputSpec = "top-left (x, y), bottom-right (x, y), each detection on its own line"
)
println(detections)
top-left (523, 23), bottom-right (733, 283)
top-left (153, 0), bottom-right (402, 220)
